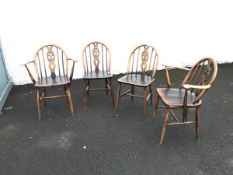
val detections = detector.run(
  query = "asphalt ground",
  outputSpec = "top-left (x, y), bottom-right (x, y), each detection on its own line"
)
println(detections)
top-left (0, 63), bottom-right (232, 175)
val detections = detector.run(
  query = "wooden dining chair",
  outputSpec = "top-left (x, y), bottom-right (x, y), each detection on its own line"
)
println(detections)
top-left (82, 41), bottom-right (114, 109)
top-left (23, 44), bottom-right (76, 120)
top-left (115, 44), bottom-right (159, 118)
top-left (153, 57), bottom-right (218, 144)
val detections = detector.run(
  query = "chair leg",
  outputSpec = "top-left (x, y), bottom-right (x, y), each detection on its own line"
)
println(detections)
top-left (36, 88), bottom-right (41, 120)
top-left (131, 85), bottom-right (134, 100)
top-left (182, 108), bottom-right (188, 122)
top-left (66, 85), bottom-right (75, 116)
top-left (115, 82), bottom-right (121, 113)
top-left (83, 80), bottom-right (88, 110)
top-left (195, 107), bottom-right (200, 139)
top-left (143, 87), bottom-right (148, 119)
top-left (43, 88), bottom-right (47, 106)
top-left (105, 79), bottom-right (108, 95)
top-left (109, 78), bottom-right (115, 105)
top-left (64, 86), bottom-right (69, 104)
top-left (152, 94), bottom-right (160, 121)
top-left (149, 84), bottom-right (152, 105)
top-left (160, 109), bottom-right (170, 144)
top-left (87, 80), bottom-right (90, 96)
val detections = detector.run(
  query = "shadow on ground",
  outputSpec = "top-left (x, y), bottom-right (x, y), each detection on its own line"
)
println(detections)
top-left (0, 64), bottom-right (233, 175)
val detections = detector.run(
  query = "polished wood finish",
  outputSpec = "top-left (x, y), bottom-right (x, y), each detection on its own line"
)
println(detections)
top-left (116, 44), bottom-right (159, 118)
top-left (23, 44), bottom-right (76, 120)
top-left (153, 57), bottom-right (218, 144)
top-left (82, 41), bottom-right (114, 109)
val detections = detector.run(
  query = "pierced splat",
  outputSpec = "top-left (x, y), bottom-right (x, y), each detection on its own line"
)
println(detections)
top-left (92, 43), bottom-right (100, 72)
top-left (140, 46), bottom-right (149, 73)
top-left (47, 46), bottom-right (56, 79)
top-left (201, 64), bottom-right (212, 85)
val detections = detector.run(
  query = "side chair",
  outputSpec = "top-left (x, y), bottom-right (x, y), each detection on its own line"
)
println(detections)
top-left (115, 44), bottom-right (159, 118)
top-left (82, 41), bottom-right (114, 109)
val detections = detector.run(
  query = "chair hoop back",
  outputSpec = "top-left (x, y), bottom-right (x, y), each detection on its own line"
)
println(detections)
top-left (33, 44), bottom-right (69, 80)
top-left (181, 57), bottom-right (218, 102)
top-left (127, 44), bottom-right (159, 77)
top-left (82, 41), bottom-right (111, 73)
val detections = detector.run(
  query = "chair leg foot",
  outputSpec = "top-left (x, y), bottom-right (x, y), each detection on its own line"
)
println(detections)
top-left (160, 109), bottom-right (170, 144)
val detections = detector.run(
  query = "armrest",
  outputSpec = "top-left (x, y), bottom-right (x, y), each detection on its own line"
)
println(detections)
top-left (21, 60), bottom-right (35, 66)
top-left (68, 58), bottom-right (79, 81)
top-left (182, 84), bottom-right (211, 90)
top-left (162, 64), bottom-right (190, 71)
top-left (22, 60), bottom-right (36, 84)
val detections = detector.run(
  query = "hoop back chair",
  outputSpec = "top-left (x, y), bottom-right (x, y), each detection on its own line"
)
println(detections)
top-left (153, 57), bottom-right (218, 144)
top-left (82, 41), bottom-right (114, 109)
top-left (23, 44), bottom-right (76, 120)
top-left (116, 44), bottom-right (159, 118)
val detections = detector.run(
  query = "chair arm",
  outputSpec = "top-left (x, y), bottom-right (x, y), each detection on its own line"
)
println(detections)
top-left (22, 60), bottom-right (36, 84)
top-left (182, 84), bottom-right (211, 90)
top-left (68, 58), bottom-right (79, 81)
top-left (162, 64), bottom-right (190, 71)
top-left (21, 60), bottom-right (35, 66)
top-left (162, 64), bottom-right (190, 88)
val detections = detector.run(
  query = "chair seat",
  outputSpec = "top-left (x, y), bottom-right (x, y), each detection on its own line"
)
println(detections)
top-left (83, 71), bottom-right (112, 79)
top-left (156, 88), bottom-right (200, 107)
top-left (35, 76), bottom-right (70, 87)
top-left (118, 74), bottom-right (154, 86)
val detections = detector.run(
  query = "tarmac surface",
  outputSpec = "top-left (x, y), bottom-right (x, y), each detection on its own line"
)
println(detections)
top-left (0, 63), bottom-right (232, 175)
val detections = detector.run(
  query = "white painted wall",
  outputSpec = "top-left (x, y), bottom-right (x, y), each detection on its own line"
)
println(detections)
top-left (0, 0), bottom-right (232, 85)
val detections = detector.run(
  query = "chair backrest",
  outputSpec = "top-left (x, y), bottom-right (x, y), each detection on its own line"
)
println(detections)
top-left (127, 44), bottom-right (159, 77)
top-left (82, 41), bottom-right (111, 73)
top-left (34, 44), bottom-right (69, 80)
top-left (181, 57), bottom-right (218, 103)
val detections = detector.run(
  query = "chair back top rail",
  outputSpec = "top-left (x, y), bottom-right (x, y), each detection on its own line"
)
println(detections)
top-left (82, 41), bottom-right (111, 73)
top-left (33, 44), bottom-right (69, 80)
top-left (181, 57), bottom-right (218, 103)
top-left (127, 44), bottom-right (159, 78)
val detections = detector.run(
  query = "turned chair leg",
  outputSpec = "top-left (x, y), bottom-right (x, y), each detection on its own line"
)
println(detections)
top-left (66, 85), bottom-right (75, 116)
top-left (143, 87), bottom-right (148, 119)
top-left (152, 94), bottom-right (160, 121)
top-left (115, 82), bottom-right (121, 113)
top-left (64, 86), bottom-right (69, 104)
top-left (182, 108), bottom-right (188, 122)
top-left (109, 78), bottom-right (115, 105)
top-left (36, 88), bottom-right (41, 120)
top-left (160, 109), bottom-right (170, 144)
top-left (105, 79), bottom-right (109, 95)
top-left (87, 80), bottom-right (90, 96)
top-left (131, 85), bottom-right (134, 100)
top-left (43, 88), bottom-right (47, 106)
top-left (83, 80), bottom-right (88, 110)
top-left (195, 107), bottom-right (200, 139)
top-left (149, 84), bottom-right (153, 105)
